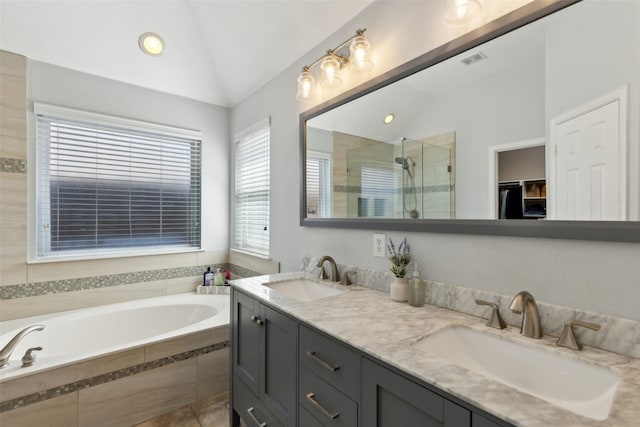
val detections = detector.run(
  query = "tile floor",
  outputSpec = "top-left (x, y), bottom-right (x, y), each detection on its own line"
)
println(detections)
top-left (134, 391), bottom-right (229, 427)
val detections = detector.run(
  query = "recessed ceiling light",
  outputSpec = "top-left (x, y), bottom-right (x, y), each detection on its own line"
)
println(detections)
top-left (383, 114), bottom-right (395, 124)
top-left (138, 32), bottom-right (164, 56)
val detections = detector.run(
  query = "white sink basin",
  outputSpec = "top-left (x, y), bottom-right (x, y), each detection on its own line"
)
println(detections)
top-left (413, 326), bottom-right (619, 420)
top-left (263, 279), bottom-right (347, 302)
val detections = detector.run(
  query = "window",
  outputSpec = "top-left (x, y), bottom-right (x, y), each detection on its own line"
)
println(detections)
top-left (359, 163), bottom-right (395, 217)
top-left (35, 104), bottom-right (202, 259)
top-left (306, 150), bottom-right (332, 218)
top-left (234, 118), bottom-right (270, 256)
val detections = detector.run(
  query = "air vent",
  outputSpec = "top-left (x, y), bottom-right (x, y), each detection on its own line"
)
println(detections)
top-left (461, 51), bottom-right (487, 66)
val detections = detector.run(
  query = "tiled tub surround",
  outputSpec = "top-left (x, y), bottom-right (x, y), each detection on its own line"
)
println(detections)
top-left (0, 262), bottom-right (260, 321)
top-left (0, 294), bottom-right (231, 426)
top-left (238, 270), bottom-right (640, 426)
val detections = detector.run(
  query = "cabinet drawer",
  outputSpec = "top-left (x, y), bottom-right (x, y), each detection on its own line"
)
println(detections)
top-left (299, 365), bottom-right (357, 427)
top-left (299, 405), bottom-right (326, 427)
top-left (299, 325), bottom-right (360, 399)
top-left (233, 374), bottom-right (284, 427)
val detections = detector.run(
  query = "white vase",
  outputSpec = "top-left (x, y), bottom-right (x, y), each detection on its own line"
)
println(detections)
top-left (390, 277), bottom-right (409, 302)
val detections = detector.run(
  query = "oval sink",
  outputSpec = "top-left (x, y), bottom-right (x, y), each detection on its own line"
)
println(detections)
top-left (263, 279), bottom-right (347, 302)
top-left (413, 326), bottom-right (619, 420)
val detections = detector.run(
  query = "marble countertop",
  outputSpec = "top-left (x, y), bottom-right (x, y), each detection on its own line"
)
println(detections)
top-left (231, 272), bottom-right (640, 427)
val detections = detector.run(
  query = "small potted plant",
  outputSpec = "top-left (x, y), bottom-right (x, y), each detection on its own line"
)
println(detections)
top-left (387, 237), bottom-right (411, 301)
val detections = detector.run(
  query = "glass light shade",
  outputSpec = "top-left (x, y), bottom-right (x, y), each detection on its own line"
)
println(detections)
top-left (138, 32), bottom-right (164, 56)
top-left (349, 35), bottom-right (373, 73)
top-left (296, 70), bottom-right (316, 101)
top-left (320, 55), bottom-right (343, 88)
top-left (445, 0), bottom-right (483, 24)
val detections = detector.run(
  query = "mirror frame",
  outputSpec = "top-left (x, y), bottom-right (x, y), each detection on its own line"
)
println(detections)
top-left (300, 0), bottom-right (640, 243)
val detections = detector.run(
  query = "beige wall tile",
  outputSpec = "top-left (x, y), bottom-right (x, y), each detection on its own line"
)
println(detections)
top-left (0, 290), bottom-right (84, 321)
top-left (166, 276), bottom-right (199, 295)
top-left (0, 107), bottom-right (27, 139)
top-left (0, 392), bottom-right (78, 427)
top-left (0, 171), bottom-right (28, 221)
top-left (78, 358), bottom-right (197, 427)
top-left (0, 217), bottom-right (27, 286)
top-left (0, 348), bottom-right (145, 402)
top-left (144, 325), bottom-right (229, 362)
top-left (0, 74), bottom-right (27, 112)
top-left (0, 51), bottom-right (26, 78)
top-left (82, 280), bottom-right (166, 308)
top-left (0, 134), bottom-right (27, 159)
top-left (196, 348), bottom-right (230, 400)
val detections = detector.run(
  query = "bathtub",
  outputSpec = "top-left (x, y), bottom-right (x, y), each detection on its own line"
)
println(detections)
top-left (0, 293), bottom-right (230, 426)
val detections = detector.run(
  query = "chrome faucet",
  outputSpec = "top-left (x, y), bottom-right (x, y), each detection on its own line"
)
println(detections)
top-left (0, 324), bottom-right (45, 368)
top-left (316, 256), bottom-right (339, 282)
top-left (509, 291), bottom-right (542, 339)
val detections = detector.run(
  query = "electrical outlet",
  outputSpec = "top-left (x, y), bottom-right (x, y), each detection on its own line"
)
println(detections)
top-left (373, 233), bottom-right (386, 257)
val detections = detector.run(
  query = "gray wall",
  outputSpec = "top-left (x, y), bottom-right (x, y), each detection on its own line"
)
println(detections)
top-left (231, 0), bottom-right (640, 322)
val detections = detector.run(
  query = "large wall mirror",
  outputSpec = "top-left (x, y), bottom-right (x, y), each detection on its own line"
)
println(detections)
top-left (300, 0), bottom-right (640, 242)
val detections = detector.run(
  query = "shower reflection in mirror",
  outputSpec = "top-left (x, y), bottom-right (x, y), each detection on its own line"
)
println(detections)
top-left (306, 129), bottom-right (455, 219)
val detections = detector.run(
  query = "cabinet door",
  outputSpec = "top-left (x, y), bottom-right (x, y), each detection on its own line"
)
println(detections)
top-left (362, 358), bottom-right (470, 427)
top-left (233, 290), bottom-right (261, 395)
top-left (260, 304), bottom-right (298, 427)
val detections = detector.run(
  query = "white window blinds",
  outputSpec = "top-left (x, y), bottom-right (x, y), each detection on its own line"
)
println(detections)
top-left (35, 104), bottom-right (202, 259)
top-left (360, 164), bottom-right (395, 217)
top-left (306, 151), bottom-right (332, 218)
top-left (234, 119), bottom-right (270, 256)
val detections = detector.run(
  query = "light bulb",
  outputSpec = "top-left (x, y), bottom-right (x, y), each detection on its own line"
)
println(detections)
top-left (349, 34), bottom-right (373, 73)
top-left (445, 0), bottom-right (482, 24)
top-left (138, 32), bottom-right (164, 56)
top-left (320, 55), bottom-right (342, 88)
top-left (296, 69), bottom-right (316, 101)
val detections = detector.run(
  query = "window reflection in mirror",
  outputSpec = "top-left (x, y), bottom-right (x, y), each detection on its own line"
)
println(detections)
top-left (303, 0), bottom-right (639, 222)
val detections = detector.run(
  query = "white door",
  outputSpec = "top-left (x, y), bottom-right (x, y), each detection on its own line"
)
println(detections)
top-left (551, 93), bottom-right (626, 220)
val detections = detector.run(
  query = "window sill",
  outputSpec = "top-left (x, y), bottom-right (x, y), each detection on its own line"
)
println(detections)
top-left (230, 248), bottom-right (271, 261)
top-left (28, 248), bottom-right (204, 265)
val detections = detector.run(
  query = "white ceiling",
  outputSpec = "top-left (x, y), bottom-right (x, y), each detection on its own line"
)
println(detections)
top-left (0, 0), bottom-right (374, 107)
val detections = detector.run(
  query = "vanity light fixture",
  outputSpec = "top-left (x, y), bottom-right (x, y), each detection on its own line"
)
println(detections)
top-left (138, 32), bottom-right (164, 56)
top-left (445, 0), bottom-right (483, 25)
top-left (383, 114), bottom-right (395, 124)
top-left (296, 29), bottom-right (373, 101)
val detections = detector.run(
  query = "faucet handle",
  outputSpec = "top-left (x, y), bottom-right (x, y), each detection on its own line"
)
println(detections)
top-left (475, 299), bottom-right (507, 329)
top-left (341, 271), bottom-right (356, 286)
top-left (21, 346), bottom-right (43, 367)
top-left (556, 320), bottom-right (601, 351)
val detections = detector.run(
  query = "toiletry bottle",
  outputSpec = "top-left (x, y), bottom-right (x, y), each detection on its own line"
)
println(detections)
top-left (203, 267), bottom-right (213, 286)
top-left (214, 268), bottom-right (224, 286)
top-left (225, 269), bottom-right (231, 285)
top-left (408, 261), bottom-right (425, 307)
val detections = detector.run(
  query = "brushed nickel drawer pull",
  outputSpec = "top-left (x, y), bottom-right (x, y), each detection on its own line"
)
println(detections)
top-left (247, 407), bottom-right (268, 427)
top-left (306, 351), bottom-right (340, 372)
top-left (306, 392), bottom-right (340, 420)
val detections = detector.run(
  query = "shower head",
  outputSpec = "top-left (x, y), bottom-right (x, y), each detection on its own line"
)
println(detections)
top-left (394, 157), bottom-right (409, 169)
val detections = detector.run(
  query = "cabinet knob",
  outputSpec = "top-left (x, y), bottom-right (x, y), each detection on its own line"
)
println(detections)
top-left (251, 316), bottom-right (264, 326)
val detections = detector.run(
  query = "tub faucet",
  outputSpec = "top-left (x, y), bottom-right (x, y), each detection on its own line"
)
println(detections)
top-left (509, 291), bottom-right (542, 339)
top-left (316, 256), bottom-right (339, 282)
top-left (0, 325), bottom-right (45, 368)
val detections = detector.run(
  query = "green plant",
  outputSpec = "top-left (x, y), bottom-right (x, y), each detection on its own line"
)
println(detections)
top-left (387, 237), bottom-right (411, 278)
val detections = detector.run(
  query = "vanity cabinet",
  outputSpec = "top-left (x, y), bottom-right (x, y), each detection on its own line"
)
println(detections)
top-left (232, 290), bottom-right (297, 427)
top-left (231, 287), bottom-right (510, 427)
top-left (298, 325), bottom-right (360, 426)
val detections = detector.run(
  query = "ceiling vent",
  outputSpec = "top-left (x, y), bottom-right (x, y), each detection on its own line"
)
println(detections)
top-left (461, 51), bottom-right (487, 66)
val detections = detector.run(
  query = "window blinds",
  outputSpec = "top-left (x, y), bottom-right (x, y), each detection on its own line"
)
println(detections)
top-left (361, 164), bottom-right (395, 217)
top-left (306, 151), bottom-right (332, 218)
top-left (36, 105), bottom-right (201, 258)
top-left (234, 119), bottom-right (270, 256)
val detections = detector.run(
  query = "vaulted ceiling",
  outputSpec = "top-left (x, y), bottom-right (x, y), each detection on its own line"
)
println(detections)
top-left (0, 0), bottom-right (374, 107)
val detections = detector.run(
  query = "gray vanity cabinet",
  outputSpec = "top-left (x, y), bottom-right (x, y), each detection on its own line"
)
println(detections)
top-left (298, 326), bottom-right (360, 426)
top-left (232, 289), bottom-right (297, 427)
top-left (362, 358), bottom-right (472, 427)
